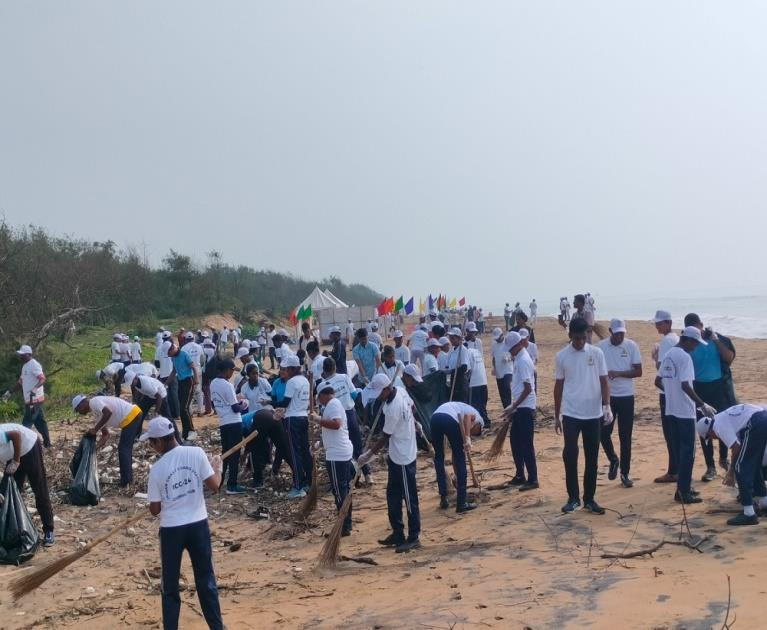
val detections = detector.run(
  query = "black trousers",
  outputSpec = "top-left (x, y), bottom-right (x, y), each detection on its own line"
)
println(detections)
top-left (510, 407), bottom-right (537, 483)
top-left (118, 413), bottom-right (145, 486)
top-left (431, 413), bottom-right (467, 505)
top-left (346, 408), bottom-right (370, 476)
top-left (268, 347), bottom-right (277, 369)
top-left (285, 416), bottom-right (312, 490)
top-left (600, 396), bottom-right (634, 475)
top-left (326, 459), bottom-right (353, 533)
top-left (22, 403), bottom-right (50, 448)
top-left (386, 457), bottom-right (420, 542)
top-left (667, 416), bottom-right (696, 495)
top-left (220, 423), bottom-right (242, 489)
top-left (693, 379), bottom-right (730, 467)
top-left (245, 410), bottom-right (293, 485)
top-left (161, 376), bottom-right (180, 420)
top-left (495, 375), bottom-right (512, 410)
top-left (14, 441), bottom-right (54, 533)
top-left (562, 416), bottom-right (600, 503)
top-left (177, 378), bottom-right (195, 438)
top-left (659, 394), bottom-right (677, 476)
top-left (469, 385), bottom-right (489, 426)
top-left (735, 411), bottom-right (767, 506)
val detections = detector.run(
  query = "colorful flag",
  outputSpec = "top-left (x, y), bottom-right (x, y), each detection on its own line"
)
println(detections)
top-left (289, 307), bottom-right (298, 325)
top-left (449, 297), bottom-right (457, 309)
top-left (459, 297), bottom-right (466, 307)
top-left (438, 294), bottom-right (446, 310)
top-left (428, 294), bottom-right (434, 311)
top-left (418, 298), bottom-right (425, 314)
top-left (405, 297), bottom-right (414, 315)
top-left (377, 298), bottom-right (388, 315)
top-left (297, 304), bottom-right (312, 321)
top-left (394, 296), bottom-right (404, 313)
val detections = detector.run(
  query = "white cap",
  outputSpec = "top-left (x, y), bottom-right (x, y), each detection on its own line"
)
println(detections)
top-left (139, 417), bottom-right (176, 442)
top-left (371, 323), bottom-right (379, 330)
top-left (184, 331), bottom-right (194, 341)
top-left (653, 310), bottom-right (672, 323)
top-left (161, 330), bottom-right (172, 340)
top-left (393, 330), bottom-right (403, 339)
top-left (430, 321), bottom-right (443, 330)
top-left (427, 338), bottom-right (442, 348)
top-left (418, 324), bottom-right (428, 331)
top-left (465, 322), bottom-right (478, 332)
top-left (696, 416), bottom-right (713, 438)
top-left (438, 337), bottom-right (450, 346)
top-left (316, 380), bottom-right (335, 395)
top-left (681, 326), bottom-right (707, 345)
top-left (504, 331), bottom-right (522, 350)
top-left (429, 309), bottom-right (438, 316)
top-left (278, 329), bottom-right (289, 337)
top-left (329, 325), bottom-right (342, 335)
top-left (282, 354), bottom-right (300, 368)
top-left (518, 328), bottom-right (530, 339)
top-left (16, 345), bottom-right (33, 355)
top-left (609, 319), bottom-right (627, 334)
top-left (448, 327), bottom-right (463, 337)
top-left (71, 394), bottom-right (87, 411)
top-left (492, 327), bottom-right (503, 340)
top-left (403, 363), bottom-right (423, 383)
top-left (203, 338), bottom-right (215, 346)
top-left (133, 336), bottom-right (140, 341)
top-left (113, 333), bottom-right (121, 340)
top-left (202, 331), bottom-right (211, 338)
top-left (362, 373), bottom-right (392, 406)
top-left (236, 347), bottom-right (250, 359)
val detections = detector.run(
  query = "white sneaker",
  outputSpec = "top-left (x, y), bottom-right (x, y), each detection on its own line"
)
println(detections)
top-left (186, 431), bottom-right (198, 442)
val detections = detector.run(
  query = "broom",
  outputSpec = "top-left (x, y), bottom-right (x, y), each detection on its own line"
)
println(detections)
top-left (297, 373), bottom-right (320, 519)
top-left (218, 429), bottom-right (260, 491)
top-left (9, 511), bottom-right (147, 600)
top-left (485, 414), bottom-right (512, 462)
top-left (459, 415), bottom-right (481, 490)
top-left (317, 366), bottom-right (402, 569)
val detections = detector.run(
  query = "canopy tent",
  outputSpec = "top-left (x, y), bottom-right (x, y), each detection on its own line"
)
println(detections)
top-left (322, 289), bottom-right (349, 308)
top-left (295, 286), bottom-right (340, 313)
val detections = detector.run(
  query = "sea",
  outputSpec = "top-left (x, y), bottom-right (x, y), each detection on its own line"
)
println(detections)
top-left (492, 293), bottom-right (767, 340)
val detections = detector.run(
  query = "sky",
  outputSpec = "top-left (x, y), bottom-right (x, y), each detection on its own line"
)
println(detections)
top-left (2, 2), bottom-right (767, 313)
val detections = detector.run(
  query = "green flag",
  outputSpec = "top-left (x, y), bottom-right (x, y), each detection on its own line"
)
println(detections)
top-left (301, 304), bottom-right (312, 320)
top-left (394, 296), bottom-right (404, 312)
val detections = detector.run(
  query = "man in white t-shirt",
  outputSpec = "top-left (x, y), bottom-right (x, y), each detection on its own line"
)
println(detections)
top-left (345, 319), bottom-right (355, 347)
top-left (529, 299), bottom-right (538, 325)
top-left (491, 328), bottom-right (513, 409)
top-left (369, 323), bottom-right (383, 349)
top-left (125, 361), bottom-right (160, 379)
top-left (408, 324), bottom-right (429, 370)
top-left (656, 326), bottom-right (714, 504)
top-left (445, 328), bottom-right (471, 403)
top-left (698, 404), bottom-right (767, 526)
top-left (598, 319), bottom-right (642, 488)
top-left (464, 322), bottom-right (483, 354)
top-left (554, 318), bottom-right (610, 515)
top-left (429, 401), bottom-right (479, 513)
top-left (467, 346), bottom-right (489, 427)
top-left (423, 338), bottom-right (441, 375)
top-left (393, 331), bottom-right (410, 365)
top-left (126, 371), bottom-right (172, 421)
top-left (652, 310), bottom-right (682, 484)
top-left (72, 393), bottom-right (144, 488)
top-left (97, 361), bottom-right (126, 396)
top-left (209, 359), bottom-right (247, 495)
top-left (358, 374), bottom-right (421, 553)
top-left (3, 345), bottom-right (51, 448)
top-left (130, 336), bottom-right (142, 364)
top-left (144, 417), bottom-right (224, 629)
top-left (504, 331), bottom-right (539, 491)
top-left (313, 385), bottom-right (355, 536)
top-left (0, 423), bottom-right (55, 546)
top-left (110, 333), bottom-right (122, 363)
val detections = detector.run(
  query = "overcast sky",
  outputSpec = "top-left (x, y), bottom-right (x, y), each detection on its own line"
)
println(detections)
top-left (2, 2), bottom-right (767, 311)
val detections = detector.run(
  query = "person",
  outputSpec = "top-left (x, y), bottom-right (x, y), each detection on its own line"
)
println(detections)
top-left (220, 326), bottom-right (229, 349)
top-left (529, 299), bottom-right (538, 325)
top-left (369, 323), bottom-right (383, 349)
top-left (491, 328), bottom-right (513, 409)
top-left (298, 321), bottom-right (318, 355)
top-left (511, 311), bottom-right (536, 343)
top-left (72, 394), bottom-right (144, 488)
top-left (143, 417), bottom-right (224, 630)
top-left (503, 303), bottom-right (512, 331)
top-left (378, 346), bottom-right (405, 387)
top-left (273, 355), bottom-right (311, 498)
top-left (571, 294), bottom-right (594, 344)
top-left (684, 312), bottom-right (737, 482)
top-left (518, 329), bottom-right (539, 390)
top-left (598, 319), bottom-right (642, 488)
top-left (158, 331), bottom-right (180, 421)
top-left (328, 325), bottom-right (347, 375)
top-left (352, 329), bottom-right (381, 386)
top-left (393, 330), bottom-right (410, 365)
top-left (3, 345), bottom-right (51, 448)
top-left (651, 310), bottom-right (680, 484)
top-left (171, 333), bottom-right (198, 441)
top-left (358, 374), bottom-right (421, 553)
top-left (96, 362), bottom-right (125, 397)
top-left (444, 328), bottom-right (471, 403)
top-left (267, 324), bottom-right (277, 369)
top-left (257, 328), bottom-right (267, 362)
top-left (126, 371), bottom-right (174, 427)
top-left (239, 363), bottom-right (272, 414)
top-left (181, 331), bottom-right (204, 418)
top-left (345, 319), bottom-right (355, 347)
top-left (467, 344), bottom-right (489, 427)
top-left (697, 404), bottom-right (767, 526)
top-left (656, 326), bottom-right (716, 504)
top-left (464, 322), bottom-right (483, 353)
top-left (201, 336), bottom-right (216, 415)
top-left (554, 318), bottom-right (610, 514)
top-left (209, 358), bottom-right (248, 495)
top-left (155, 328), bottom-right (164, 348)
top-left (504, 331), bottom-right (538, 491)
top-left (437, 337), bottom-right (451, 372)
top-left (119, 334), bottom-right (132, 365)
top-left (110, 333), bottom-right (122, 363)
top-left (0, 423), bottom-right (55, 546)
top-left (125, 361), bottom-right (160, 379)
top-left (423, 338), bottom-right (441, 375)
top-left (408, 324), bottom-right (429, 370)
top-left (312, 384), bottom-right (354, 536)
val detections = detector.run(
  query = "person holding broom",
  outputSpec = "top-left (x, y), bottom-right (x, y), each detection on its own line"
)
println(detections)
top-left (313, 383), bottom-right (355, 536)
top-left (144, 416), bottom-right (225, 630)
top-left (358, 374), bottom-right (421, 553)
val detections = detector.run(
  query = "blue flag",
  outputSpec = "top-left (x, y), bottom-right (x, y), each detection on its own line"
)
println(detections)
top-left (404, 297), bottom-right (414, 315)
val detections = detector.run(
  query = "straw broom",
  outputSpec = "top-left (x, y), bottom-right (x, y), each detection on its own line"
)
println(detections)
top-left (317, 367), bottom-right (402, 569)
top-left (459, 415), bottom-right (481, 490)
top-left (297, 370), bottom-right (320, 519)
top-left (485, 414), bottom-right (511, 462)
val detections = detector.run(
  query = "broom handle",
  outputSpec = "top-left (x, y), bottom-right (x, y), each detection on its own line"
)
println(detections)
top-left (84, 511), bottom-right (148, 553)
top-left (448, 344), bottom-right (462, 402)
top-left (221, 429), bottom-right (259, 461)
top-left (459, 415), bottom-right (480, 490)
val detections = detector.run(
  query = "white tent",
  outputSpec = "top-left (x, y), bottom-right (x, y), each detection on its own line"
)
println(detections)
top-left (322, 289), bottom-right (349, 308)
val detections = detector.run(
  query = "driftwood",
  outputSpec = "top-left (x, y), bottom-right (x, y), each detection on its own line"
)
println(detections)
top-left (600, 537), bottom-right (708, 559)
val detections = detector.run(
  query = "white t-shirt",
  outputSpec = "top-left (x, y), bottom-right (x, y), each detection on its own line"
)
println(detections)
top-left (210, 378), bottom-right (242, 426)
top-left (147, 445), bottom-right (214, 528)
top-left (527, 342), bottom-right (539, 365)
top-left (382, 388), bottom-right (417, 466)
top-left (101, 362), bottom-right (123, 378)
top-left (409, 329), bottom-right (428, 352)
top-left (20, 359), bottom-right (45, 403)
top-left (713, 404), bottom-right (764, 448)
top-left (394, 345), bottom-right (411, 365)
top-left (512, 349), bottom-right (537, 410)
top-left (285, 375), bottom-right (310, 418)
top-left (554, 344), bottom-right (607, 419)
top-left (310, 355), bottom-right (326, 381)
top-left (275, 345), bottom-right (293, 364)
top-left (369, 332), bottom-right (383, 349)
top-left (134, 375), bottom-right (167, 399)
top-left (159, 340), bottom-right (174, 378)
top-left (126, 362), bottom-right (159, 378)
top-left (658, 346), bottom-right (696, 419)
top-left (230, 330), bottom-right (240, 344)
top-left (656, 332), bottom-right (680, 393)
top-left (89, 396), bottom-right (137, 428)
top-left (437, 351), bottom-right (449, 372)
top-left (240, 378), bottom-right (272, 413)
top-left (130, 342), bottom-right (142, 361)
top-left (445, 345), bottom-right (471, 372)
top-left (598, 338), bottom-right (642, 397)
top-left (434, 401), bottom-right (480, 424)
top-left (492, 340), bottom-right (513, 378)
top-left (345, 323), bottom-right (355, 339)
top-left (0, 424), bottom-right (39, 461)
top-left (465, 337), bottom-right (483, 354)
top-left (111, 341), bottom-right (121, 361)
top-left (321, 397), bottom-right (353, 461)
top-left (183, 342), bottom-right (203, 368)
top-left (423, 353), bottom-right (439, 375)
top-left (469, 349), bottom-right (487, 387)
top-left (155, 332), bottom-right (163, 347)
top-left (119, 342), bottom-right (131, 362)
top-left (323, 373), bottom-right (356, 411)
top-left (220, 330), bottom-right (229, 343)
top-left (377, 361), bottom-right (405, 388)
top-left (267, 331), bottom-right (276, 348)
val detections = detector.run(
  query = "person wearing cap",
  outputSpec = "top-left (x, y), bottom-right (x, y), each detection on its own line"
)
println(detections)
top-left (129, 336), bottom-right (142, 364)
top-left (392, 331), bottom-right (410, 366)
top-left (529, 299), bottom-right (538, 325)
top-left (125, 361), bottom-right (160, 379)
top-left (368, 323), bottom-right (383, 350)
top-left (143, 416), bottom-right (224, 629)
top-left (650, 310), bottom-right (681, 483)
top-left (408, 324), bottom-right (429, 370)
top-left (181, 332), bottom-right (204, 417)
top-left (352, 329), bottom-right (381, 387)
top-left (200, 336), bottom-right (216, 416)
top-left (423, 338), bottom-right (442, 375)
top-left (110, 333), bottom-right (122, 363)
top-left (358, 374), bottom-right (421, 553)
top-left (437, 337), bottom-right (451, 371)
top-left (0, 423), bottom-right (55, 546)
top-left (467, 340), bottom-right (490, 427)
top-left (97, 361), bottom-right (126, 397)
top-left (430, 401), bottom-right (480, 513)
top-left (503, 303), bottom-right (512, 331)
top-left (158, 331), bottom-right (180, 420)
top-left (378, 346), bottom-right (406, 388)
top-left (155, 328), bottom-right (164, 348)
top-left (312, 384), bottom-right (355, 535)
top-left (656, 326), bottom-right (717, 504)
top-left (72, 394), bottom-right (144, 488)
top-left (697, 404), bottom-right (767, 525)
top-left (209, 358), bottom-right (248, 495)
top-left (119, 334), bottom-right (132, 366)
top-left (684, 313), bottom-right (737, 482)
top-left (491, 328), bottom-right (513, 409)
top-left (464, 322), bottom-right (483, 354)
top-left (445, 328), bottom-right (471, 403)
top-left (429, 320), bottom-right (446, 341)
top-left (272, 354), bottom-right (312, 498)
top-left (554, 318), bottom-right (611, 514)
top-left (127, 370), bottom-right (169, 416)
top-left (265, 324), bottom-right (277, 369)
top-left (345, 319), bottom-right (355, 347)
top-left (328, 326), bottom-right (348, 375)
top-left (235, 346), bottom-right (255, 390)
top-left (3, 345), bottom-right (51, 448)
top-left (597, 319), bottom-right (642, 488)
top-left (170, 333), bottom-right (198, 442)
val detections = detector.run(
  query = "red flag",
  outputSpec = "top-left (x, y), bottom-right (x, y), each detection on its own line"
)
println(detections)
top-left (459, 297), bottom-right (465, 307)
top-left (289, 307), bottom-right (298, 325)
top-left (377, 298), bottom-right (388, 315)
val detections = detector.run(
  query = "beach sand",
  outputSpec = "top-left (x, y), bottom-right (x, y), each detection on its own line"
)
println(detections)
top-left (2, 316), bottom-right (765, 629)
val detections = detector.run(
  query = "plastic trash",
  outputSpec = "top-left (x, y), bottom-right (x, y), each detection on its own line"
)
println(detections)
top-left (69, 435), bottom-right (101, 506)
top-left (0, 476), bottom-right (40, 565)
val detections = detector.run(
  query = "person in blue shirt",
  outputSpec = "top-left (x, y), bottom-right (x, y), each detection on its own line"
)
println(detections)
top-left (352, 329), bottom-right (381, 387)
top-left (170, 333), bottom-right (197, 441)
top-left (685, 313), bottom-right (737, 481)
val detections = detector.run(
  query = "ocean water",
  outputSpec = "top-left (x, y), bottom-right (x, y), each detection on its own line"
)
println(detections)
top-left (492, 293), bottom-right (767, 339)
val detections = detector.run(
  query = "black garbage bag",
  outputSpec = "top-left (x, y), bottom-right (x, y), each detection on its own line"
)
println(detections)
top-left (69, 435), bottom-right (101, 506)
top-left (405, 370), bottom-right (448, 442)
top-left (0, 475), bottom-right (40, 565)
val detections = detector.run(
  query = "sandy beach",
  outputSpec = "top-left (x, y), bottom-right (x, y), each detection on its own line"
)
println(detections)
top-left (2, 316), bottom-right (765, 629)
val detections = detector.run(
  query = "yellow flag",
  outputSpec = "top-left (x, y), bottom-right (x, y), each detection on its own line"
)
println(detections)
top-left (449, 297), bottom-right (457, 309)
top-left (418, 298), bottom-right (425, 314)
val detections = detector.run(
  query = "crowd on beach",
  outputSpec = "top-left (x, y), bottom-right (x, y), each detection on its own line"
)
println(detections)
top-left (2, 293), bottom-right (766, 629)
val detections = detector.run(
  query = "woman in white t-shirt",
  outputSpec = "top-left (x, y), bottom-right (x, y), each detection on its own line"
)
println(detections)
top-left (209, 359), bottom-right (248, 495)
top-left (313, 386), bottom-right (354, 536)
